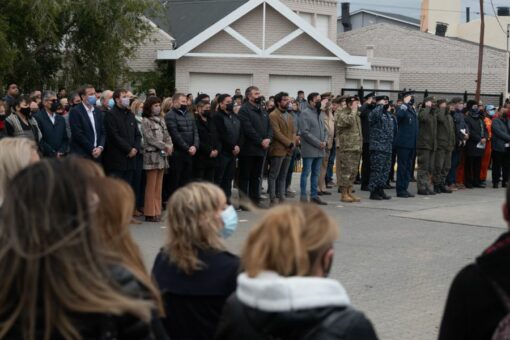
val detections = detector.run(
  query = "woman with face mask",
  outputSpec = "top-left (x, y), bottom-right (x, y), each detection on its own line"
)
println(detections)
top-left (4, 95), bottom-right (42, 146)
top-left (141, 96), bottom-right (173, 222)
top-left (152, 182), bottom-right (240, 339)
top-left (193, 101), bottom-right (221, 182)
top-left (216, 203), bottom-right (378, 340)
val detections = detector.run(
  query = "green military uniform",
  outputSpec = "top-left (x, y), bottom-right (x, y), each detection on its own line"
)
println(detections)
top-left (335, 107), bottom-right (362, 191)
top-left (416, 101), bottom-right (437, 194)
top-left (433, 103), bottom-right (456, 191)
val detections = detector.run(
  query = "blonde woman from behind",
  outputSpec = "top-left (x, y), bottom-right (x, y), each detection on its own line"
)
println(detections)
top-left (0, 137), bottom-right (39, 206)
top-left (152, 182), bottom-right (240, 340)
top-left (216, 203), bottom-right (379, 340)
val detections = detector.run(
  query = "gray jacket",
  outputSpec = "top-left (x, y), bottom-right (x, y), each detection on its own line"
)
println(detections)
top-left (492, 118), bottom-right (510, 153)
top-left (298, 104), bottom-right (328, 158)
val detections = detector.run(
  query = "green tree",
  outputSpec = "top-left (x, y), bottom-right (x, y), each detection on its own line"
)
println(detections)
top-left (0, 0), bottom-right (161, 92)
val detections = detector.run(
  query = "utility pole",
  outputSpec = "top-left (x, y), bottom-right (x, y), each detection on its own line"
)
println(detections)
top-left (475, 0), bottom-right (484, 101)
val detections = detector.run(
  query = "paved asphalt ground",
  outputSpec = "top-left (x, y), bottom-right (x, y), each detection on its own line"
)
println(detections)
top-left (131, 174), bottom-right (507, 340)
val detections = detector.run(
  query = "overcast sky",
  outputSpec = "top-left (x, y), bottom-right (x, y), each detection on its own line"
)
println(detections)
top-left (339, 0), bottom-right (508, 20)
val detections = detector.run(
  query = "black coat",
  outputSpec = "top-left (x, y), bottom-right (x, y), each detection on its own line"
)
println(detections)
top-left (152, 249), bottom-right (240, 340)
top-left (360, 103), bottom-right (375, 144)
top-left (33, 110), bottom-right (69, 157)
top-left (239, 102), bottom-right (272, 157)
top-left (216, 285), bottom-right (378, 340)
top-left (102, 105), bottom-right (142, 171)
top-left (213, 109), bottom-right (242, 156)
top-left (164, 108), bottom-right (199, 153)
top-left (439, 231), bottom-right (510, 340)
top-left (3, 265), bottom-right (165, 339)
top-left (464, 113), bottom-right (489, 157)
top-left (195, 116), bottom-right (221, 168)
top-left (69, 103), bottom-right (105, 158)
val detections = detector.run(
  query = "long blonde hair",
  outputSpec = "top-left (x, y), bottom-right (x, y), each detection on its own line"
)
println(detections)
top-left (161, 97), bottom-right (173, 116)
top-left (242, 204), bottom-right (339, 277)
top-left (90, 177), bottom-right (164, 315)
top-left (0, 137), bottom-right (38, 205)
top-left (165, 182), bottom-right (226, 274)
top-left (0, 159), bottom-right (153, 340)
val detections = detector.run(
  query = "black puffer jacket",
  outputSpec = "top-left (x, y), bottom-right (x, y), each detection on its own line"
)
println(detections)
top-left (3, 265), bottom-right (167, 339)
top-left (165, 108), bottom-right (199, 153)
top-left (216, 272), bottom-right (378, 340)
top-left (464, 112), bottom-right (488, 157)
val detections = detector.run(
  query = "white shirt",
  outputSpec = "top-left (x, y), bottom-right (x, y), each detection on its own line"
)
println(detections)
top-left (82, 103), bottom-right (97, 147)
top-left (46, 110), bottom-right (55, 125)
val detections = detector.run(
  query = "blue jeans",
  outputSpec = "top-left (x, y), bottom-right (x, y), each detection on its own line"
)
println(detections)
top-left (396, 147), bottom-right (415, 194)
top-left (301, 157), bottom-right (323, 199)
top-left (446, 149), bottom-right (461, 185)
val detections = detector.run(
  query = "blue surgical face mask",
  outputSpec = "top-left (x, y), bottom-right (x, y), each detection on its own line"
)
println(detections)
top-left (108, 98), bottom-right (115, 109)
top-left (489, 110), bottom-right (496, 117)
top-left (87, 95), bottom-right (97, 106)
top-left (220, 205), bottom-right (238, 239)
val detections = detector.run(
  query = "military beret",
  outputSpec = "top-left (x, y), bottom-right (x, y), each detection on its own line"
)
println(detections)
top-left (375, 95), bottom-right (389, 101)
top-left (363, 92), bottom-right (375, 100)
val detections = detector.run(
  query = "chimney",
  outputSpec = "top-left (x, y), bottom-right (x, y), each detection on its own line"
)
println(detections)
top-left (497, 7), bottom-right (510, 16)
top-left (466, 7), bottom-right (470, 22)
top-left (435, 22), bottom-right (448, 37)
top-left (341, 2), bottom-right (352, 32)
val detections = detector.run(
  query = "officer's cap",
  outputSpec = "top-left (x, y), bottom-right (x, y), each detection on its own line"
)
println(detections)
top-left (401, 90), bottom-right (414, 98)
top-left (363, 92), bottom-right (375, 100)
top-left (375, 95), bottom-right (389, 101)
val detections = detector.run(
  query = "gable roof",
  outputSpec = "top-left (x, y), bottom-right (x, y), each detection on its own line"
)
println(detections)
top-left (157, 0), bottom-right (368, 66)
top-left (344, 9), bottom-right (420, 27)
top-left (153, 0), bottom-right (248, 47)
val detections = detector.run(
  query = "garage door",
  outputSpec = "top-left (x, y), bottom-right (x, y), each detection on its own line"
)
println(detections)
top-left (189, 73), bottom-right (253, 97)
top-left (269, 75), bottom-right (332, 98)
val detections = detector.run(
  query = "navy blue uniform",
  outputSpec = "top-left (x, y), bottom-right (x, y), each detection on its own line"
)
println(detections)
top-left (395, 103), bottom-right (418, 195)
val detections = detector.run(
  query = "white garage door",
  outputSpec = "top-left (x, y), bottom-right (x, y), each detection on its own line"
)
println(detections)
top-left (269, 75), bottom-right (332, 98)
top-left (189, 73), bottom-right (253, 97)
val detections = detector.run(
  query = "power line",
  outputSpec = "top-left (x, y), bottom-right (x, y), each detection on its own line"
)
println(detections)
top-left (489, 0), bottom-right (508, 35)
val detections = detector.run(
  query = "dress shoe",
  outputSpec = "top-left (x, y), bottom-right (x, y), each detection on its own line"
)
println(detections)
top-left (417, 190), bottom-right (429, 195)
top-left (410, 177), bottom-right (417, 182)
top-left (440, 185), bottom-right (452, 193)
top-left (354, 179), bottom-right (361, 185)
top-left (285, 191), bottom-right (296, 198)
top-left (397, 192), bottom-right (410, 198)
top-left (426, 189), bottom-right (436, 195)
top-left (145, 216), bottom-right (160, 223)
top-left (434, 185), bottom-right (442, 194)
top-left (370, 191), bottom-right (383, 200)
top-left (320, 191), bottom-right (332, 196)
top-left (494, 183), bottom-right (500, 189)
top-left (311, 197), bottom-right (328, 205)
top-left (384, 184), bottom-right (395, 189)
top-left (474, 183), bottom-right (486, 188)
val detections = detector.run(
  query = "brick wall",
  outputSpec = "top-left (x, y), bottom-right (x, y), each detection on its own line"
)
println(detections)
top-left (337, 23), bottom-right (508, 95)
top-left (175, 57), bottom-right (346, 96)
top-left (127, 28), bottom-right (174, 72)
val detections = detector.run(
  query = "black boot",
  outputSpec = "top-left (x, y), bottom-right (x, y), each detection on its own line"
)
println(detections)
top-left (370, 189), bottom-right (383, 200)
top-left (434, 185), bottom-right (442, 194)
top-left (441, 183), bottom-right (452, 193)
top-left (379, 187), bottom-right (392, 200)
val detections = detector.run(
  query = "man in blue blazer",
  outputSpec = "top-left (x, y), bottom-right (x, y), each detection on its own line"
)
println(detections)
top-left (69, 85), bottom-right (105, 160)
top-left (395, 91), bottom-right (419, 198)
top-left (34, 91), bottom-right (69, 157)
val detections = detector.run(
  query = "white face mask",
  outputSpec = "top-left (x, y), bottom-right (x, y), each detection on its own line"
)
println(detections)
top-left (121, 97), bottom-right (130, 108)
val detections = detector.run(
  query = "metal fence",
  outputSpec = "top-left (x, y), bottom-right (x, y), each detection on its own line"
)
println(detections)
top-left (340, 87), bottom-right (505, 106)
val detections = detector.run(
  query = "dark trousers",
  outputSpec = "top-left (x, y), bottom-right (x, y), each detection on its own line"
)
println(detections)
top-left (492, 151), bottom-right (510, 185)
top-left (167, 151), bottom-right (193, 200)
top-left (361, 143), bottom-right (370, 188)
top-left (108, 169), bottom-right (135, 189)
top-left (215, 153), bottom-right (237, 200)
top-left (446, 149), bottom-right (462, 185)
top-left (464, 155), bottom-right (482, 187)
top-left (396, 147), bottom-right (415, 194)
top-left (326, 140), bottom-right (336, 183)
top-left (194, 166), bottom-right (215, 183)
top-left (238, 155), bottom-right (264, 202)
top-left (133, 154), bottom-right (145, 209)
top-left (286, 148), bottom-right (298, 189)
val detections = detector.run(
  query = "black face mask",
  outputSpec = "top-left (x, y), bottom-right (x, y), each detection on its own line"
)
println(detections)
top-left (226, 103), bottom-right (234, 112)
top-left (64, 105), bottom-right (70, 111)
top-left (50, 101), bottom-right (59, 112)
top-left (254, 97), bottom-right (263, 105)
top-left (383, 104), bottom-right (390, 111)
top-left (20, 107), bottom-right (31, 117)
top-left (179, 104), bottom-right (187, 111)
top-left (203, 110), bottom-right (211, 118)
top-left (315, 101), bottom-right (322, 111)
top-left (30, 109), bottom-right (39, 115)
top-left (409, 98), bottom-right (415, 106)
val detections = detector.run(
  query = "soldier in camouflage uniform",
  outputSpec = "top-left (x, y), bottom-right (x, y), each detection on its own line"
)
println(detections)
top-left (368, 96), bottom-right (394, 200)
top-left (416, 97), bottom-right (437, 195)
top-left (335, 96), bottom-right (362, 203)
top-left (433, 99), bottom-right (455, 193)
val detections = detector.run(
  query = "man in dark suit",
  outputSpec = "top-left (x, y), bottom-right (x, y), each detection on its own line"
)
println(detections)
top-left (69, 85), bottom-right (105, 160)
top-left (34, 91), bottom-right (69, 157)
top-left (102, 88), bottom-right (141, 184)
